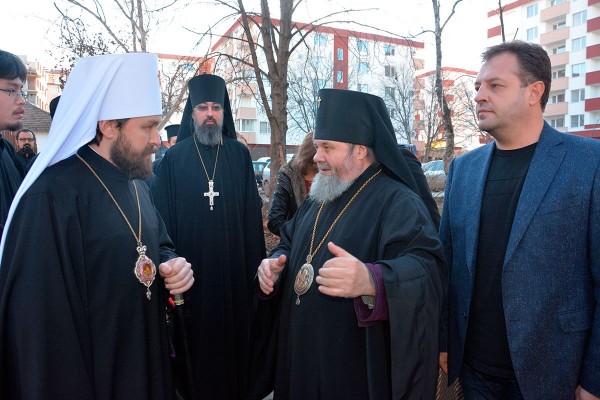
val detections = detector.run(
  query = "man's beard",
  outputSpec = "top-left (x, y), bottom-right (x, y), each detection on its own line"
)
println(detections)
top-left (309, 154), bottom-right (357, 204)
top-left (110, 132), bottom-right (156, 180)
top-left (194, 119), bottom-right (223, 146)
top-left (5, 121), bottom-right (23, 132)
top-left (18, 145), bottom-right (35, 158)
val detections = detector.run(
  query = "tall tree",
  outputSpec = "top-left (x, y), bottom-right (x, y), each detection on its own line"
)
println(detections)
top-left (430, 0), bottom-right (463, 172)
top-left (209, 0), bottom-right (365, 192)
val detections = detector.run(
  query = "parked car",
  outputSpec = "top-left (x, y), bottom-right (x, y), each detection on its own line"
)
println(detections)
top-left (252, 161), bottom-right (269, 187)
top-left (398, 143), bottom-right (417, 155)
top-left (422, 159), bottom-right (446, 192)
top-left (262, 154), bottom-right (295, 188)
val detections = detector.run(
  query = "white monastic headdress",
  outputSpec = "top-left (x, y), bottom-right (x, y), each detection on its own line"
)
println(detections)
top-left (0, 52), bottom-right (162, 265)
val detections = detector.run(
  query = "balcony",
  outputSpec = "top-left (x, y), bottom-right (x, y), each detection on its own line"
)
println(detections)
top-left (589, 16), bottom-right (600, 33)
top-left (585, 97), bottom-right (600, 112)
top-left (549, 51), bottom-right (569, 67)
top-left (540, 27), bottom-right (569, 46)
top-left (545, 101), bottom-right (568, 116)
top-left (540, 1), bottom-right (570, 22)
top-left (236, 107), bottom-right (256, 120)
top-left (550, 76), bottom-right (569, 91)
top-left (588, 44), bottom-right (600, 60)
top-left (587, 71), bottom-right (600, 86)
top-left (590, 0), bottom-right (600, 6)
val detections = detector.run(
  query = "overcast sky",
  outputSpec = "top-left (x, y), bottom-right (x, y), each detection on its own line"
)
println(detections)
top-left (1, 0), bottom-right (491, 72)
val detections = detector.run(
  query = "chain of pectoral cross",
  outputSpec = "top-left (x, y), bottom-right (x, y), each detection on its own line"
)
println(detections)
top-left (193, 136), bottom-right (220, 211)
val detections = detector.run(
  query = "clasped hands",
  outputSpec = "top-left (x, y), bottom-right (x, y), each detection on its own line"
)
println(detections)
top-left (257, 242), bottom-right (375, 298)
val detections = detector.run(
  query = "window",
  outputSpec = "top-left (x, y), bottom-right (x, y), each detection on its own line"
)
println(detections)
top-left (384, 65), bottom-right (397, 77)
top-left (552, 21), bottom-right (566, 30)
top-left (571, 114), bottom-right (584, 128)
top-left (385, 86), bottom-right (395, 100)
top-left (527, 4), bottom-right (538, 17)
top-left (572, 37), bottom-right (586, 52)
top-left (549, 93), bottom-right (565, 104)
top-left (357, 39), bottom-right (368, 53)
top-left (573, 10), bottom-right (587, 26)
top-left (527, 27), bottom-right (538, 41)
top-left (337, 48), bottom-right (344, 61)
top-left (314, 56), bottom-right (324, 68)
top-left (336, 71), bottom-right (344, 83)
top-left (237, 119), bottom-right (255, 132)
top-left (571, 89), bottom-right (585, 103)
top-left (572, 63), bottom-right (586, 78)
top-left (358, 61), bottom-right (369, 74)
top-left (314, 33), bottom-right (327, 47)
top-left (552, 45), bottom-right (566, 54)
top-left (384, 44), bottom-right (395, 56)
top-left (552, 69), bottom-right (566, 79)
top-left (389, 108), bottom-right (395, 118)
top-left (549, 117), bottom-right (565, 128)
top-left (259, 121), bottom-right (271, 134)
top-left (550, 0), bottom-right (566, 5)
top-left (357, 83), bottom-right (368, 93)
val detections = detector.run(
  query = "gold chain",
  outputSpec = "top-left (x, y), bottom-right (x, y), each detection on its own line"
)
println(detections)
top-left (193, 135), bottom-right (220, 182)
top-left (77, 154), bottom-right (143, 246)
top-left (307, 168), bottom-right (382, 262)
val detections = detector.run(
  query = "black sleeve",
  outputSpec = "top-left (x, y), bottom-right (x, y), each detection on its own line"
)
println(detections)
top-left (400, 149), bottom-right (441, 229)
top-left (267, 172), bottom-right (293, 236)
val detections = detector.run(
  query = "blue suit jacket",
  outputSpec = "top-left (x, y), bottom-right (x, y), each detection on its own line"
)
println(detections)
top-left (441, 123), bottom-right (600, 399)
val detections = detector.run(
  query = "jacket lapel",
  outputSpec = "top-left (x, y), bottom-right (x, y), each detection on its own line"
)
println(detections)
top-left (504, 125), bottom-right (566, 267)
top-left (464, 144), bottom-right (494, 276)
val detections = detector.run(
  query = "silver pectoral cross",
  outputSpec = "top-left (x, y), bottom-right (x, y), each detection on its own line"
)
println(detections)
top-left (204, 180), bottom-right (219, 211)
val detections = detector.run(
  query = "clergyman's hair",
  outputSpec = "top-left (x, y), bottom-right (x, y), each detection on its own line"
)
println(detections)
top-left (481, 40), bottom-right (551, 111)
top-left (291, 131), bottom-right (317, 176)
top-left (89, 118), bottom-right (130, 146)
top-left (0, 50), bottom-right (27, 82)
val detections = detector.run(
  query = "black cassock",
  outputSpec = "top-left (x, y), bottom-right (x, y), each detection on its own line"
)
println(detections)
top-left (0, 146), bottom-right (176, 400)
top-left (153, 136), bottom-right (265, 399)
top-left (0, 137), bottom-right (22, 231)
top-left (253, 165), bottom-right (447, 400)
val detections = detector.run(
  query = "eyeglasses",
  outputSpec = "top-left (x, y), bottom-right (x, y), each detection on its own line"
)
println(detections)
top-left (18, 138), bottom-right (35, 142)
top-left (0, 88), bottom-right (26, 101)
top-left (195, 104), bottom-right (223, 112)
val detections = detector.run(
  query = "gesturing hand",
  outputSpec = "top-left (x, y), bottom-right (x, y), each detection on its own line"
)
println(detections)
top-left (315, 242), bottom-right (375, 298)
top-left (257, 254), bottom-right (287, 295)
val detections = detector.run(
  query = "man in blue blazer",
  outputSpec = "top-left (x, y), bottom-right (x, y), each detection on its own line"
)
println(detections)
top-left (440, 41), bottom-right (599, 400)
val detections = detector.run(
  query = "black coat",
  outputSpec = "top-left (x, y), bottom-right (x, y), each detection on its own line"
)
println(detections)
top-left (267, 162), bottom-right (308, 236)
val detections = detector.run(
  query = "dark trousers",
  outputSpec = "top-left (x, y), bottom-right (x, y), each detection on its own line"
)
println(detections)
top-left (460, 362), bottom-right (524, 400)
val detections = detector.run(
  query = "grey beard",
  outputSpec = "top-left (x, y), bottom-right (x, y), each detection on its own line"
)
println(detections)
top-left (309, 172), bottom-right (355, 205)
top-left (194, 120), bottom-right (222, 146)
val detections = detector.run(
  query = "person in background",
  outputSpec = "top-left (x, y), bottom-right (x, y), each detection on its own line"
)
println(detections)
top-left (13, 128), bottom-right (36, 175)
top-left (267, 131), bottom-right (317, 236)
top-left (0, 50), bottom-right (26, 231)
top-left (153, 73), bottom-right (265, 400)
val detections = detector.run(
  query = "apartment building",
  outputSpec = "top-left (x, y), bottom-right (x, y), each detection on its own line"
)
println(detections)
top-left (487, 0), bottom-right (600, 138)
top-left (210, 17), bottom-right (426, 146)
top-left (21, 56), bottom-right (62, 114)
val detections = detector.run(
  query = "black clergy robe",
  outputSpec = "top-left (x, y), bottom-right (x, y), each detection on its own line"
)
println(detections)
top-left (0, 137), bottom-right (22, 231)
top-left (0, 145), bottom-right (176, 400)
top-left (254, 164), bottom-right (447, 400)
top-left (153, 136), bottom-right (265, 399)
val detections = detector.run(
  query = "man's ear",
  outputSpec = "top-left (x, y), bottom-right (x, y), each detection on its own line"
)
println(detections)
top-left (355, 144), bottom-right (368, 160)
top-left (98, 120), bottom-right (119, 140)
top-left (528, 81), bottom-right (545, 107)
